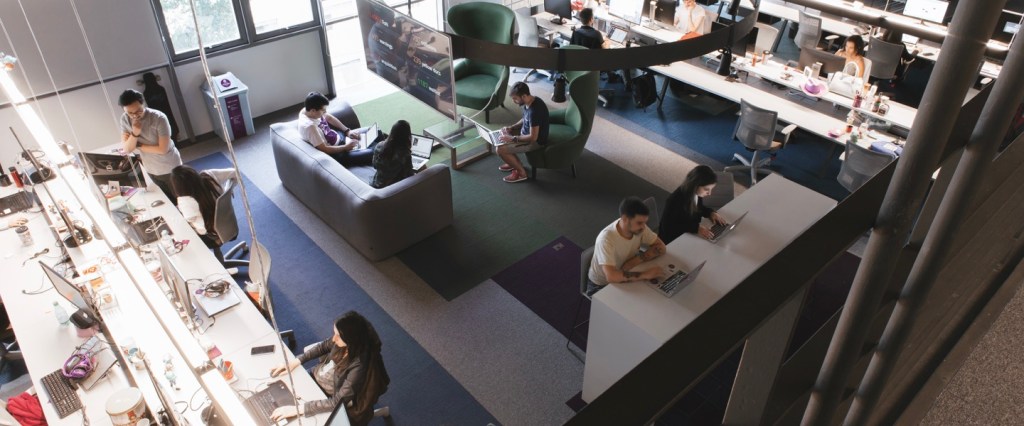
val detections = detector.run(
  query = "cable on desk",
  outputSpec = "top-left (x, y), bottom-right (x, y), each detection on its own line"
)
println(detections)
top-left (188, 388), bottom-right (207, 412)
top-left (174, 400), bottom-right (188, 414)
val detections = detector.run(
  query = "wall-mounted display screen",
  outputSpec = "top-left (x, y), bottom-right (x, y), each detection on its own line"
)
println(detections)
top-left (902, 0), bottom-right (949, 24)
top-left (357, 0), bottom-right (456, 121)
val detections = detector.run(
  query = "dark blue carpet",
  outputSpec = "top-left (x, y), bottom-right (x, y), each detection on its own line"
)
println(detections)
top-left (189, 153), bottom-right (496, 424)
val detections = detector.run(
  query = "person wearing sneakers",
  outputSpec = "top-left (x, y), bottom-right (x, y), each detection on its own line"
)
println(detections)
top-left (497, 81), bottom-right (549, 183)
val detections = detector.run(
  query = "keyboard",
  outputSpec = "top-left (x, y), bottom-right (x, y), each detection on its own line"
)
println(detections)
top-left (0, 191), bottom-right (32, 217)
top-left (245, 391), bottom-right (278, 426)
top-left (709, 221), bottom-right (730, 237)
top-left (657, 270), bottom-right (688, 295)
top-left (41, 369), bottom-right (82, 418)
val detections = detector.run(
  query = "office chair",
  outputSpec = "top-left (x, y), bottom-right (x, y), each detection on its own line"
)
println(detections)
top-left (567, 246), bottom-right (596, 362)
top-left (0, 326), bottom-right (22, 375)
top-left (701, 171), bottom-right (735, 210)
top-left (514, 7), bottom-right (552, 82)
top-left (212, 178), bottom-right (249, 268)
top-left (866, 37), bottom-right (904, 83)
top-left (793, 11), bottom-right (823, 50)
top-left (753, 22), bottom-right (781, 54)
top-left (725, 99), bottom-right (797, 185)
top-left (447, 2), bottom-right (515, 123)
top-left (837, 142), bottom-right (894, 192)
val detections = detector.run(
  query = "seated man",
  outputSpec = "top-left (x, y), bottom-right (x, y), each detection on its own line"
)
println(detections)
top-left (297, 92), bottom-right (379, 168)
top-left (587, 197), bottom-right (668, 296)
top-left (570, 8), bottom-right (609, 49)
top-left (497, 82), bottom-right (550, 183)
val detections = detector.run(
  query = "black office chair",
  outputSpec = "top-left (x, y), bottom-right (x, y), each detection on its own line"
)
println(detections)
top-left (212, 178), bottom-right (249, 268)
top-left (567, 246), bottom-right (596, 362)
top-left (0, 311), bottom-right (23, 375)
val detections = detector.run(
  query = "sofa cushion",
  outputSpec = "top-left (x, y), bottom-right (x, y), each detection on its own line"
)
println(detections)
top-left (547, 123), bottom-right (578, 144)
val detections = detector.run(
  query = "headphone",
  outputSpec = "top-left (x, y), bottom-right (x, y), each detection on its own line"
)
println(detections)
top-left (62, 350), bottom-right (95, 380)
top-left (199, 280), bottom-right (230, 298)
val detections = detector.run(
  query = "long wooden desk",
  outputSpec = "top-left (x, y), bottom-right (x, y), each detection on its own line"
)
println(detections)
top-left (581, 173), bottom-right (836, 401)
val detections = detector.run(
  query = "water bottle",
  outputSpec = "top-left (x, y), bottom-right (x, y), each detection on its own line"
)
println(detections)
top-left (53, 301), bottom-right (70, 325)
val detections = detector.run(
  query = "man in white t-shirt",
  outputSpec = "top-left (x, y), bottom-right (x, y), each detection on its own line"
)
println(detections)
top-left (674, 0), bottom-right (708, 35)
top-left (297, 92), bottom-right (377, 168)
top-left (587, 197), bottom-right (668, 296)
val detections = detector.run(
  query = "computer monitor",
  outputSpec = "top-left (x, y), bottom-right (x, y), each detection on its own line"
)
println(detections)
top-left (39, 261), bottom-right (93, 312)
top-left (992, 10), bottom-right (1023, 45)
top-left (902, 0), bottom-right (949, 24)
top-left (544, 0), bottom-right (573, 22)
top-left (642, 0), bottom-right (677, 27)
top-left (142, 357), bottom-right (184, 426)
top-left (79, 152), bottom-right (146, 189)
top-left (609, 0), bottom-right (645, 25)
top-left (798, 48), bottom-right (847, 77)
top-left (158, 245), bottom-right (196, 329)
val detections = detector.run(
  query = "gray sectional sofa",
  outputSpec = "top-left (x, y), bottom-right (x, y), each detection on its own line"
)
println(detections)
top-left (270, 102), bottom-right (453, 261)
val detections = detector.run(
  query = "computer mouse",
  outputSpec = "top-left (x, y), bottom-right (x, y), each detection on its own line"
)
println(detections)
top-left (151, 200), bottom-right (165, 207)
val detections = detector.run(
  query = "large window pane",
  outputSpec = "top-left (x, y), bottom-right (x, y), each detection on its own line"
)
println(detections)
top-left (322, 0), bottom-right (357, 22)
top-left (250, 0), bottom-right (315, 34)
top-left (159, 0), bottom-right (241, 54)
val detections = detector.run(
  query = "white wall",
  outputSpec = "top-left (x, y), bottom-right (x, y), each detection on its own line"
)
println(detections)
top-left (174, 31), bottom-right (329, 136)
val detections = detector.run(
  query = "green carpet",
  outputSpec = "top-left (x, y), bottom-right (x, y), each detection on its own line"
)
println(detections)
top-left (357, 92), bottom-right (669, 300)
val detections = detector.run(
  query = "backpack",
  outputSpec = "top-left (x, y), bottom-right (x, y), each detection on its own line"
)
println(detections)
top-left (632, 72), bottom-right (658, 111)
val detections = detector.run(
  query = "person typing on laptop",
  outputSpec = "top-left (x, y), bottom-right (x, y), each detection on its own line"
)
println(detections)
top-left (659, 165), bottom-right (727, 243)
top-left (586, 197), bottom-right (668, 296)
top-left (371, 120), bottom-right (415, 188)
top-left (269, 311), bottom-right (389, 425)
top-left (497, 82), bottom-right (550, 183)
top-left (298, 92), bottom-right (379, 168)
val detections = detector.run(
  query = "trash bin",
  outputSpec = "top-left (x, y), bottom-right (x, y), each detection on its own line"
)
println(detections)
top-left (200, 72), bottom-right (254, 142)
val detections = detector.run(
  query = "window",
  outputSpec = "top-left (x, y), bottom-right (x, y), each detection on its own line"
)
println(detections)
top-left (158, 0), bottom-right (244, 55)
top-left (248, 0), bottom-right (316, 35)
top-left (321, 0), bottom-right (357, 23)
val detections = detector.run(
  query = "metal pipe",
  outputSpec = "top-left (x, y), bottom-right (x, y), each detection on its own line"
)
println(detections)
top-left (843, 19), bottom-right (1024, 426)
top-left (799, 1), bottom-right (1006, 424)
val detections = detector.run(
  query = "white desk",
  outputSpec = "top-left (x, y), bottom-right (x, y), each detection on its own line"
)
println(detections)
top-left (581, 174), bottom-right (836, 401)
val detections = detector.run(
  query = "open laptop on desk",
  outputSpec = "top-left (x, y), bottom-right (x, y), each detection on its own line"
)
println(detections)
top-left (650, 260), bottom-right (706, 297)
top-left (245, 380), bottom-right (297, 426)
top-left (708, 211), bottom-right (748, 243)
top-left (410, 134), bottom-right (434, 170)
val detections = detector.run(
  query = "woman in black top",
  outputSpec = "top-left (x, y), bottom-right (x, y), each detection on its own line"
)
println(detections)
top-left (371, 120), bottom-right (414, 188)
top-left (658, 165), bottom-right (727, 244)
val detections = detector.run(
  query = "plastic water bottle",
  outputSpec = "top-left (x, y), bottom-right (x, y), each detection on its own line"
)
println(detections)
top-left (53, 302), bottom-right (70, 325)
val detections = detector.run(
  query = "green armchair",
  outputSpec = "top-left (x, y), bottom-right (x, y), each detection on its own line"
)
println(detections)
top-left (525, 54), bottom-right (599, 180)
top-left (447, 2), bottom-right (515, 123)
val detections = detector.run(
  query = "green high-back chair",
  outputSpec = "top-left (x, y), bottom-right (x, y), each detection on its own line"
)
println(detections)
top-left (447, 2), bottom-right (515, 123)
top-left (525, 47), bottom-right (599, 179)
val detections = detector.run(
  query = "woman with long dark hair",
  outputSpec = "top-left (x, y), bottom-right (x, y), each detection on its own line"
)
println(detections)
top-left (370, 120), bottom-right (414, 188)
top-left (270, 311), bottom-right (390, 425)
top-left (658, 165), bottom-right (727, 243)
top-left (170, 165), bottom-right (234, 260)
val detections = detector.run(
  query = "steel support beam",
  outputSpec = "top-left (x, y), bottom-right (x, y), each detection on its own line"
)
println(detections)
top-left (799, 1), bottom-right (1005, 424)
top-left (843, 18), bottom-right (1024, 426)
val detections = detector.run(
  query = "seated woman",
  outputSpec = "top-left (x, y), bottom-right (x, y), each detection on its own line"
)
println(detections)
top-left (674, 0), bottom-right (707, 36)
top-left (270, 311), bottom-right (389, 426)
top-left (836, 35), bottom-right (867, 78)
top-left (658, 165), bottom-right (727, 244)
top-left (371, 120), bottom-right (414, 189)
top-left (170, 165), bottom-right (236, 262)
top-left (297, 92), bottom-right (380, 168)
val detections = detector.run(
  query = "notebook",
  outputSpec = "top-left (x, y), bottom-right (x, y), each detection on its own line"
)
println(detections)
top-left (410, 134), bottom-right (434, 170)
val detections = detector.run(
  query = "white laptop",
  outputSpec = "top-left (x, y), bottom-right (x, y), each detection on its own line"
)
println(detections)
top-left (609, 27), bottom-right (628, 45)
top-left (708, 211), bottom-right (749, 243)
top-left (410, 134), bottom-right (433, 170)
top-left (473, 122), bottom-right (506, 146)
top-left (354, 122), bottom-right (381, 149)
top-left (188, 280), bottom-right (241, 318)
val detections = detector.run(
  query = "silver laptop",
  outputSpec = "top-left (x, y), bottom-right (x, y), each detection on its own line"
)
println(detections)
top-left (188, 279), bottom-right (241, 318)
top-left (410, 134), bottom-right (433, 170)
top-left (472, 122), bottom-right (506, 146)
top-left (651, 261), bottom-right (706, 298)
top-left (355, 122), bottom-right (380, 149)
top-left (708, 211), bottom-right (748, 243)
top-left (609, 27), bottom-right (628, 44)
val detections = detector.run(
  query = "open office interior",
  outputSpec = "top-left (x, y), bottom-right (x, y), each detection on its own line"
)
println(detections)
top-left (1, 0), bottom-right (1024, 424)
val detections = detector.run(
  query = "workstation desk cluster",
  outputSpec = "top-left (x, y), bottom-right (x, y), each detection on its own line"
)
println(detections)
top-left (0, 151), bottom-right (336, 425)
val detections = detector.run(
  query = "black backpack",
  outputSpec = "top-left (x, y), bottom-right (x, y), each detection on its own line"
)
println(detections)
top-left (632, 72), bottom-right (658, 111)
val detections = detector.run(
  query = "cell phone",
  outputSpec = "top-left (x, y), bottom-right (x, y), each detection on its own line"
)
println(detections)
top-left (250, 345), bottom-right (276, 356)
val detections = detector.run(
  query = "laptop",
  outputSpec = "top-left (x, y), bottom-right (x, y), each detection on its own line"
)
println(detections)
top-left (354, 122), bottom-right (381, 149)
top-left (651, 261), bottom-right (706, 298)
top-left (708, 211), bottom-right (748, 243)
top-left (244, 380), bottom-right (297, 426)
top-left (0, 191), bottom-right (33, 217)
top-left (410, 134), bottom-right (433, 170)
top-left (188, 279), bottom-right (241, 318)
top-left (473, 122), bottom-right (506, 146)
top-left (609, 27), bottom-right (629, 45)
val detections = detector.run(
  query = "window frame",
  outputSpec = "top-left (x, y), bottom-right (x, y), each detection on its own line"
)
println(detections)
top-left (239, 0), bottom-right (321, 42)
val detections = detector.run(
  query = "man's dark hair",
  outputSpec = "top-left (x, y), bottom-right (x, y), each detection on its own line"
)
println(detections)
top-left (118, 89), bottom-right (144, 107)
top-left (579, 8), bottom-right (594, 24)
top-left (304, 92), bottom-right (331, 111)
top-left (619, 196), bottom-right (650, 218)
top-left (510, 81), bottom-right (531, 97)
